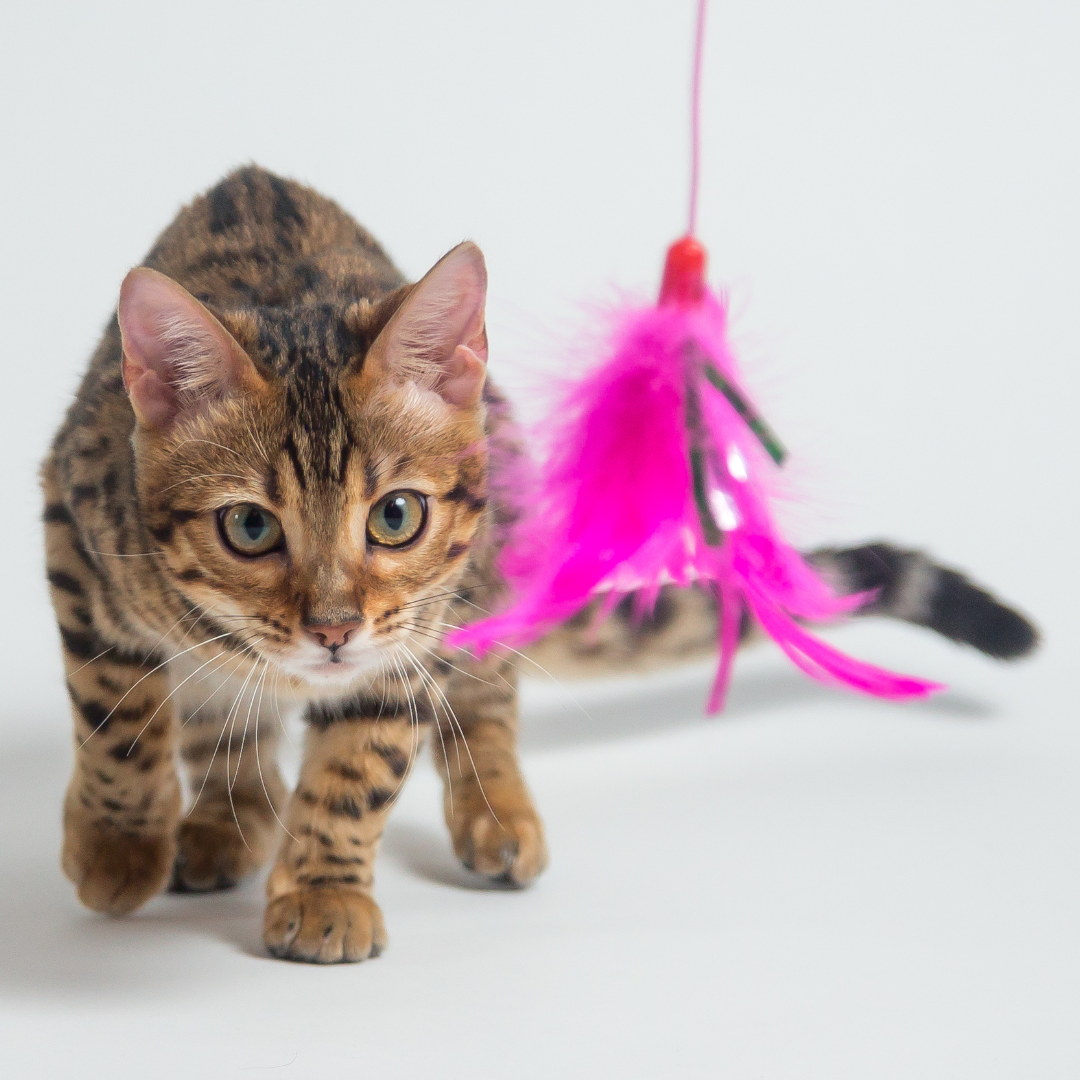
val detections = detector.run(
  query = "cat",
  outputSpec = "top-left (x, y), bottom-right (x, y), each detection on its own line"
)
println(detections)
top-left (43, 166), bottom-right (1037, 964)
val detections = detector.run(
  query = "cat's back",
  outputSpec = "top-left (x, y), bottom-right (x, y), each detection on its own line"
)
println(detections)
top-left (145, 165), bottom-right (405, 310)
top-left (52, 166), bottom-right (407, 450)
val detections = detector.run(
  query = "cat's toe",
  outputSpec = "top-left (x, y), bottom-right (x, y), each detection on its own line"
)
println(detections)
top-left (263, 888), bottom-right (386, 963)
top-left (63, 819), bottom-right (174, 915)
top-left (455, 809), bottom-right (548, 887)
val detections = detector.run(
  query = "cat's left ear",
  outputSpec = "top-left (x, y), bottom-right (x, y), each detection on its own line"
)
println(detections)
top-left (365, 242), bottom-right (488, 409)
top-left (118, 267), bottom-right (265, 429)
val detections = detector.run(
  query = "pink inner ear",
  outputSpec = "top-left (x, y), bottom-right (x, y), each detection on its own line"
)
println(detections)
top-left (440, 345), bottom-right (487, 408)
top-left (122, 365), bottom-right (178, 429)
top-left (380, 242), bottom-right (489, 407)
top-left (118, 267), bottom-right (248, 429)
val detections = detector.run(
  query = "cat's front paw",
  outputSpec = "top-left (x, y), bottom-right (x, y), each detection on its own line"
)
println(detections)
top-left (263, 888), bottom-right (387, 963)
top-left (453, 807), bottom-right (549, 887)
top-left (62, 817), bottom-right (174, 915)
top-left (170, 819), bottom-right (268, 893)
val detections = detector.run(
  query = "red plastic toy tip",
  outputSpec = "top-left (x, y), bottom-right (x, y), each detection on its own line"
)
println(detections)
top-left (659, 235), bottom-right (708, 307)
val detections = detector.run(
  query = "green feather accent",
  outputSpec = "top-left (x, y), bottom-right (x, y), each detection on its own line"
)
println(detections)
top-left (683, 370), bottom-right (724, 548)
top-left (701, 364), bottom-right (787, 466)
top-left (690, 445), bottom-right (723, 547)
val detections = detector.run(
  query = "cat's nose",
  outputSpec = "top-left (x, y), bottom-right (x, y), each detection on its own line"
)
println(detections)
top-left (304, 622), bottom-right (361, 650)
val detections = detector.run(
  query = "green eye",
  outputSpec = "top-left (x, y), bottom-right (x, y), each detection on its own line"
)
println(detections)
top-left (367, 491), bottom-right (426, 548)
top-left (220, 504), bottom-right (284, 556)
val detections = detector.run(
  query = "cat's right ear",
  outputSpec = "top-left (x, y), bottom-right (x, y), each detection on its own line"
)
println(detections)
top-left (117, 267), bottom-right (265, 429)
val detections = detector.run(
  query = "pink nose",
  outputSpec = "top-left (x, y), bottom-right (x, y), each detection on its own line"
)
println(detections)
top-left (304, 622), bottom-right (361, 650)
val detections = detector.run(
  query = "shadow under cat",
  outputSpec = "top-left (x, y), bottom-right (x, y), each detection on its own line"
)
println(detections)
top-left (0, 668), bottom-right (991, 996)
top-left (517, 660), bottom-right (991, 754)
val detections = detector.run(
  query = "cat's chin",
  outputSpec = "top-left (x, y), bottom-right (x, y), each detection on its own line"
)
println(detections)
top-left (278, 651), bottom-right (385, 690)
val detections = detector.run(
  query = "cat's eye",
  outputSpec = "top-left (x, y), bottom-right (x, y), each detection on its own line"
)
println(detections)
top-left (367, 491), bottom-right (427, 548)
top-left (219, 504), bottom-right (284, 557)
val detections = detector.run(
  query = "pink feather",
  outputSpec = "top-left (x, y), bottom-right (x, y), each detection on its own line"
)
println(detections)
top-left (450, 238), bottom-right (943, 711)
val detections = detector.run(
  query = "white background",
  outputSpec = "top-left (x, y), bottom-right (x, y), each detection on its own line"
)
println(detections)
top-left (0, 1), bottom-right (1077, 1076)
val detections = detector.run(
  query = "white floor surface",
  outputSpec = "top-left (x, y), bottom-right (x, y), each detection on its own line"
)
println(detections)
top-left (1, 625), bottom-right (1075, 1078)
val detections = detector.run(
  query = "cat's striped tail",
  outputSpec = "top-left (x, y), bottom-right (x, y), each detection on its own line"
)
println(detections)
top-left (523, 542), bottom-right (1039, 678)
top-left (805, 543), bottom-right (1037, 661)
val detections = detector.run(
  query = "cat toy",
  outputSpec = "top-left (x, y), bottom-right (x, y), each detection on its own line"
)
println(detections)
top-left (451, 0), bottom-right (941, 711)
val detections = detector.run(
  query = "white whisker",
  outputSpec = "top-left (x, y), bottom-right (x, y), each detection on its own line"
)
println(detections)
top-left (254, 664), bottom-right (297, 844)
top-left (78, 631), bottom-right (238, 747)
top-left (160, 472), bottom-right (255, 493)
top-left (179, 651), bottom-right (251, 727)
top-left (400, 642), bottom-right (503, 830)
top-left (172, 438), bottom-right (244, 459)
top-left (220, 656), bottom-right (264, 849)
top-left (125, 648), bottom-right (228, 754)
top-left (188, 639), bottom-right (264, 823)
top-left (84, 549), bottom-right (167, 558)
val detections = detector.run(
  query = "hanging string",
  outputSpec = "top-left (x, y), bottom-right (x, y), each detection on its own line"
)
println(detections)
top-left (687, 0), bottom-right (708, 237)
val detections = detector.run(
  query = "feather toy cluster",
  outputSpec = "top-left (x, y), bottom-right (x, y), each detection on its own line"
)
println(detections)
top-left (451, 237), bottom-right (942, 711)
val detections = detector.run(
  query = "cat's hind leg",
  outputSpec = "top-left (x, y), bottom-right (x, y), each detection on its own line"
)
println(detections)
top-left (172, 663), bottom-right (288, 893)
top-left (435, 652), bottom-right (548, 886)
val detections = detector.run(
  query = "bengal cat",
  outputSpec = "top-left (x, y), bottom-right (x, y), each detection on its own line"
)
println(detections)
top-left (44, 166), bottom-right (1036, 963)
